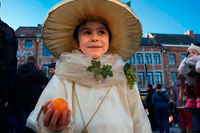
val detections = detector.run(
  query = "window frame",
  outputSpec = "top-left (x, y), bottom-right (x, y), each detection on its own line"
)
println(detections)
top-left (137, 72), bottom-right (145, 85)
top-left (146, 72), bottom-right (154, 85)
top-left (168, 53), bottom-right (176, 66)
top-left (136, 53), bottom-right (144, 64)
top-left (145, 53), bottom-right (152, 64)
top-left (42, 43), bottom-right (51, 57)
top-left (155, 72), bottom-right (162, 84)
top-left (170, 72), bottom-right (177, 85)
top-left (153, 53), bottom-right (161, 64)
top-left (24, 40), bottom-right (32, 48)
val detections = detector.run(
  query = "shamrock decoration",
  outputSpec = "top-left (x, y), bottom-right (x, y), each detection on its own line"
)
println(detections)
top-left (87, 60), bottom-right (113, 79)
top-left (123, 63), bottom-right (137, 89)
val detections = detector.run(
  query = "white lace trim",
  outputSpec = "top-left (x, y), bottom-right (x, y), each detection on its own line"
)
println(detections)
top-left (55, 50), bottom-right (127, 87)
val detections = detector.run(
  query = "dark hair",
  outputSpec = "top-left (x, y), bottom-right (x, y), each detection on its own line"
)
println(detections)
top-left (49, 62), bottom-right (56, 69)
top-left (147, 84), bottom-right (153, 90)
top-left (27, 56), bottom-right (36, 64)
top-left (73, 21), bottom-right (112, 42)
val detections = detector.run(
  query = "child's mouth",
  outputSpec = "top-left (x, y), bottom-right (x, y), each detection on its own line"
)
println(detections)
top-left (88, 46), bottom-right (102, 48)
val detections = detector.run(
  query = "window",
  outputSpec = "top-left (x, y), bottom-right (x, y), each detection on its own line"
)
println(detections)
top-left (181, 54), bottom-right (187, 61)
top-left (43, 44), bottom-right (51, 56)
top-left (153, 53), bottom-right (161, 64)
top-left (145, 53), bottom-right (152, 64)
top-left (127, 55), bottom-right (135, 64)
top-left (170, 72), bottom-right (177, 85)
top-left (126, 58), bottom-right (131, 64)
top-left (137, 72), bottom-right (145, 85)
top-left (25, 40), bottom-right (32, 48)
top-left (147, 72), bottom-right (153, 85)
top-left (131, 55), bottom-right (135, 64)
top-left (155, 72), bottom-right (162, 84)
top-left (169, 54), bottom-right (176, 65)
top-left (136, 53), bottom-right (143, 64)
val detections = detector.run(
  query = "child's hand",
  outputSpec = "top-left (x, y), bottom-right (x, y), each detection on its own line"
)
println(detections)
top-left (41, 101), bottom-right (71, 131)
top-left (196, 68), bottom-right (200, 73)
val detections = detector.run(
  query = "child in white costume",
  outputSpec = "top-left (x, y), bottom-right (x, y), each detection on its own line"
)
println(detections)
top-left (178, 43), bottom-right (200, 108)
top-left (26, 0), bottom-right (152, 132)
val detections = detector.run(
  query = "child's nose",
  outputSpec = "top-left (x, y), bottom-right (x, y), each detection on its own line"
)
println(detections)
top-left (91, 34), bottom-right (99, 42)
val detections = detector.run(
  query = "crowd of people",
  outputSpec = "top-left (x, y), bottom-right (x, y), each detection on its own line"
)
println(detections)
top-left (145, 83), bottom-right (200, 133)
top-left (0, 18), bottom-right (55, 132)
top-left (144, 42), bottom-right (200, 133)
top-left (0, 53), bottom-right (55, 133)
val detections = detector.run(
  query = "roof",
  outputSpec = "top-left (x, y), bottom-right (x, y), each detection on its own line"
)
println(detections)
top-left (15, 24), bottom-right (42, 37)
top-left (150, 33), bottom-right (196, 45)
top-left (194, 34), bottom-right (200, 43)
top-left (141, 38), bottom-right (155, 45)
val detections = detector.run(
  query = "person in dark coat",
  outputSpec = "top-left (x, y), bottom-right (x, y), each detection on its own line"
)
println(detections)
top-left (9, 56), bottom-right (49, 133)
top-left (146, 84), bottom-right (158, 131)
top-left (152, 84), bottom-right (170, 133)
top-left (0, 17), bottom-right (18, 132)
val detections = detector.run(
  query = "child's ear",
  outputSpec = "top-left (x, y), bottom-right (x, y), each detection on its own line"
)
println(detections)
top-left (73, 40), bottom-right (80, 50)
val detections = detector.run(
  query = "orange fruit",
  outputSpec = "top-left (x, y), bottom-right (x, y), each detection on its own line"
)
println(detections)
top-left (45, 98), bottom-right (69, 120)
top-left (169, 115), bottom-right (173, 124)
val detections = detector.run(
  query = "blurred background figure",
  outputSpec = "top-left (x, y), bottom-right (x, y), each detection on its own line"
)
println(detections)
top-left (48, 62), bottom-right (56, 78)
top-left (0, 2), bottom-right (18, 131)
top-left (9, 56), bottom-right (49, 133)
top-left (178, 43), bottom-right (200, 108)
top-left (152, 84), bottom-right (170, 133)
top-left (172, 74), bottom-right (193, 133)
top-left (145, 84), bottom-right (158, 131)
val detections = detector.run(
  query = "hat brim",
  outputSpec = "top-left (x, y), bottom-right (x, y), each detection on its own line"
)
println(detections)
top-left (42, 0), bottom-right (142, 60)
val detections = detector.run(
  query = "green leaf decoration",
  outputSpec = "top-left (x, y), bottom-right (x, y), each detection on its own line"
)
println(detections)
top-left (123, 63), bottom-right (131, 72)
top-left (126, 1), bottom-right (131, 7)
top-left (87, 60), bottom-right (113, 79)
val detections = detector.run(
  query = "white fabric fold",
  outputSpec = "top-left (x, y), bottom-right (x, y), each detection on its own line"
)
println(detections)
top-left (55, 50), bottom-right (126, 87)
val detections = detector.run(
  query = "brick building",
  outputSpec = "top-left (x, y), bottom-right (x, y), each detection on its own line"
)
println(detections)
top-left (15, 24), bottom-right (56, 76)
top-left (126, 38), bottom-right (164, 91)
top-left (148, 33), bottom-right (196, 88)
top-left (15, 25), bottom-right (200, 90)
top-left (126, 31), bottom-right (199, 91)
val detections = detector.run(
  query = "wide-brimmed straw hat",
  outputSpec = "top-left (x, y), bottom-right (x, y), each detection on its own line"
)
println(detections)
top-left (42, 0), bottom-right (142, 60)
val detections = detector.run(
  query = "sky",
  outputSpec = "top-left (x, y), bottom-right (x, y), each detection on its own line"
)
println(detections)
top-left (0, 0), bottom-right (199, 36)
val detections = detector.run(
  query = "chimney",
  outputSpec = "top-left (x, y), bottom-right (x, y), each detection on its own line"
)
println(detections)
top-left (37, 24), bottom-right (42, 28)
top-left (145, 33), bottom-right (149, 38)
top-left (184, 30), bottom-right (194, 38)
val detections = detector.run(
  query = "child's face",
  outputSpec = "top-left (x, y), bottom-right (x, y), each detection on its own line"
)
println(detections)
top-left (73, 21), bottom-right (110, 59)
top-left (188, 49), bottom-right (198, 57)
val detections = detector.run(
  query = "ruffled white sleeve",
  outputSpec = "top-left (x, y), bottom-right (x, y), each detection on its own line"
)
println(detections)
top-left (127, 84), bottom-right (152, 133)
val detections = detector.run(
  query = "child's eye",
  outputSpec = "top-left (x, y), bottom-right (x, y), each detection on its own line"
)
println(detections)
top-left (83, 31), bottom-right (91, 35)
top-left (98, 30), bottom-right (106, 35)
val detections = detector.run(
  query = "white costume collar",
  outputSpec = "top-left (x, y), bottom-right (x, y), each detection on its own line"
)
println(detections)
top-left (55, 50), bottom-right (126, 88)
